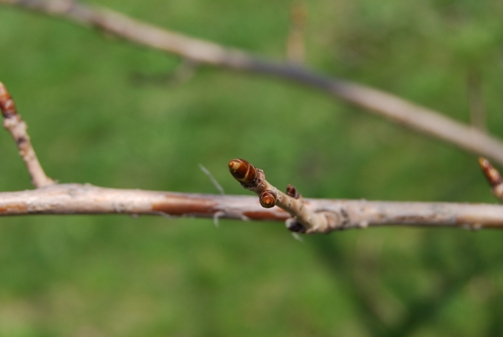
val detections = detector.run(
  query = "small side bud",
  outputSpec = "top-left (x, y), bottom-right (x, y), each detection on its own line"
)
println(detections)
top-left (228, 158), bottom-right (259, 184)
top-left (260, 190), bottom-right (277, 208)
top-left (285, 184), bottom-right (300, 199)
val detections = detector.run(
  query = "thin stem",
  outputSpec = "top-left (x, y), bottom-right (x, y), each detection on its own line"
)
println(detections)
top-left (0, 82), bottom-right (54, 188)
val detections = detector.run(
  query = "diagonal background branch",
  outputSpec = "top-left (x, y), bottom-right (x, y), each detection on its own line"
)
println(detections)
top-left (1, 0), bottom-right (503, 166)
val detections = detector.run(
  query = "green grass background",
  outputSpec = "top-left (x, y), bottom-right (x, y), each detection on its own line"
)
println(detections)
top-left (1, 0), bottom-right (503, 336)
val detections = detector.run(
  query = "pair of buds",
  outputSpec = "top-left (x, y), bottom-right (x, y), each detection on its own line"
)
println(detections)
top-left (228, 158), bottom-right (300, 207)
top-left (228, 158), bottom-right (277, 207)
top-left (228, 158), bottom-right (329, 234)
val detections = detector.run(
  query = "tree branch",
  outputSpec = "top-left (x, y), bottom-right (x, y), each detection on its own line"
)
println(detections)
top-left (2, 0), bottom-right (503, 166)
top-left (0, 184), bottom-right (503, 233)
top-left (0, 82), bottom-right (54, 188)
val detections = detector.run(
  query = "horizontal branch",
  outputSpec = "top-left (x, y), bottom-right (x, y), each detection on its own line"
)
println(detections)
top-left (2, 0), bottom-right (503, 165)
top-left (1, 183), bottom-right (502, 231)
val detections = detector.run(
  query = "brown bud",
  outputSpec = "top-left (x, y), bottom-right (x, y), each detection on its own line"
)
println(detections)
top-left (478, 157), bottom-right (502, 187)
top-left (228, 158), bottom-right (258, 184)
top-left (285, 184), bottom-right (300, 199)
top-left (0, 82), bottom-right (17, 118)
top-left (260, 190), bottom-right (277, 208)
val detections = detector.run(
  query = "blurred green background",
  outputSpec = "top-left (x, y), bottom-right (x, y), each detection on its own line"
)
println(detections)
top-left (1, 0), bottom-right (503, 336)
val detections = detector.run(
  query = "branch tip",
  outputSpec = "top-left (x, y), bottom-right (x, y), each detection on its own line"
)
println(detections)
top-left (0, 81), bottom-right (17, 118)
top-left (478, 157), bottom-right (503, 202)
top-left (479, 157), bottom-right (502, 186)
top-left (228, 158), bottom-right (259, 184)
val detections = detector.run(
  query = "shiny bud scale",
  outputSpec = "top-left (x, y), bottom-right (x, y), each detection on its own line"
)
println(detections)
top-left (228, 158), bottom-right (258, 184)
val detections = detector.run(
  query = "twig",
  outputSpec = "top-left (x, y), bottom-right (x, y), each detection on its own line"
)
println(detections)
top-left (0, 82), bottom-right (54, 188)
top-left (2, 0), bottom-right (503, 165)
top-left (199, 164), bottom-right (225, 195)
top-left (228, 158), bottom-right (336, 233)
top-left (479, 157), bottom-right (503, 202)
